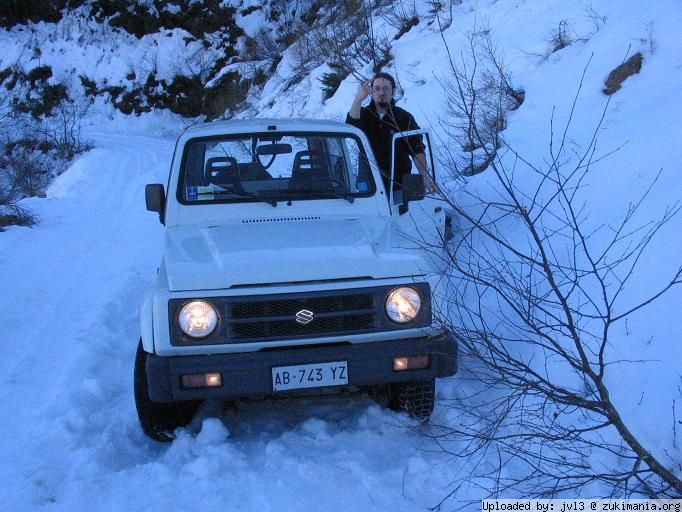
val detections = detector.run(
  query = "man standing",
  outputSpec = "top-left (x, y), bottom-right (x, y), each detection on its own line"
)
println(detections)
top-left (346, 72), bottom-right (437, 197)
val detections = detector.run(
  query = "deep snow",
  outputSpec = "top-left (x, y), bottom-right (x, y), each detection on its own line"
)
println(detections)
top-left (1, 0), bottom-right (681, 509)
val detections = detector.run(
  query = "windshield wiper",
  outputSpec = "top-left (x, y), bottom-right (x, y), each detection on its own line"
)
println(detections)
top-left (245, 191), bottom-right (278, 207)
top-left (287, 189), bottom-right (355, 203)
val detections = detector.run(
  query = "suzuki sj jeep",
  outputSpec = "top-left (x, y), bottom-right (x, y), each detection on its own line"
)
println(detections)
top-left (136, 118), bottom-right (457, 441)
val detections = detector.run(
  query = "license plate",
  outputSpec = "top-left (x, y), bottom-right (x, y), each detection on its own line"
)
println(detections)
top-left (272, 361), bottom-right (348, 392)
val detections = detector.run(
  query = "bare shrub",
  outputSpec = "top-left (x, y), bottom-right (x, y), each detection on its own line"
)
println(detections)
top-left (548, 19), bottom-right (573, 53)
top-left (0, 65), bottom-right (90, 228)
top-left (245, 27), bottom-right (285, 64)
top-left (435, 23), bottom-right (523, 176)
top-left (0, 143), bottom-right (47, 228)
top-left (583, 2), bottom-right (607, 33)
top-left (0, 206), bottom-right (36, 230)
top-left (642, 23), bottom-right (656, 55)
top-left (380, 0), bottom-right (419, 39)
top-left (22, 91), bottom-right (90, 159)
top-left (423, 0), bottom-right (461, 30)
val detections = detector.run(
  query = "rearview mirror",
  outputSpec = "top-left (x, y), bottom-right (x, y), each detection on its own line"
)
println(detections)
top-left (256, 143), bottom-right (292, 156)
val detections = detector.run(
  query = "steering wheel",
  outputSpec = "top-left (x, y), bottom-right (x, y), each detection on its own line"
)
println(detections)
top-left (256, 152), bottom-right (276, 170)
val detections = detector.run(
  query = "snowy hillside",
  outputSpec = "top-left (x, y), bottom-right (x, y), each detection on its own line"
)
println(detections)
top-left (1, 0), bottom-right (681, 509)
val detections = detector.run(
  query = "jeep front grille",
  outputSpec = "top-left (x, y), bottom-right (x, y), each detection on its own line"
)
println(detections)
top-left (168, 284), bottom-right (431, 346)
top-left (229, 293), bottom-right (376, 340)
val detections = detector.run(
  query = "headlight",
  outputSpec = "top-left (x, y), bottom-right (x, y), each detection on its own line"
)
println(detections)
top-left (178, 301), bottom-right (218, 338)
top-left (385, 287), bottom-right (422, 324)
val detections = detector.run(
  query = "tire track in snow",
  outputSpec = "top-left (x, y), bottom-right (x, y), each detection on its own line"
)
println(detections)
top-left (0, 132), bottom-right (175, 506)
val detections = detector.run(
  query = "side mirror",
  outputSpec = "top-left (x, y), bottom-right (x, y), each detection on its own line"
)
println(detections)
top-left (399, 174), bottom-right (426, 214)
top-left (145, 184), bottom-right (165, 225)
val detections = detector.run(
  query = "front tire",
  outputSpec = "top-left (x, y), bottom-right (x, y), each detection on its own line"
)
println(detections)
top-left (389, 379), bottom-right (435, 420)
top-left (134, 340), bottom-right (200, 442)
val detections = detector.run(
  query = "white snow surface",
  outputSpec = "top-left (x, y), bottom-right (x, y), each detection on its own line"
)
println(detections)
top-left (1, 0), bottom-right (681, 509)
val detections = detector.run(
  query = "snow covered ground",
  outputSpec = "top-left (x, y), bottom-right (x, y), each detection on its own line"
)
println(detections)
top-left (1, 0), bottom-right (681, 509)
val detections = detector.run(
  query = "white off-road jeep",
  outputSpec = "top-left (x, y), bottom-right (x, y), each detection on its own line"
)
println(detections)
top-left (137, 118), bottom-right (457, 441)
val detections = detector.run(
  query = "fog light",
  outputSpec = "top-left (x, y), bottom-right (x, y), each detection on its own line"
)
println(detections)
top-left (181, 372), bottom-right (222, 388)
top-left (393, 355), bottom-right (430, 372)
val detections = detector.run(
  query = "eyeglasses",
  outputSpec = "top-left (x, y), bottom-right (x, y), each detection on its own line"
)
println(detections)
top-left (372, 86), bottom-right (392, 93)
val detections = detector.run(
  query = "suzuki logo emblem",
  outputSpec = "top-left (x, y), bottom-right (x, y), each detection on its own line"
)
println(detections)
top-left (295, 309), bottom-right (314, 325)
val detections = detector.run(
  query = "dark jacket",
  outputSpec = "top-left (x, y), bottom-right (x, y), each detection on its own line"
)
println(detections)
top-left (346, 100), bottom-right (424, 192)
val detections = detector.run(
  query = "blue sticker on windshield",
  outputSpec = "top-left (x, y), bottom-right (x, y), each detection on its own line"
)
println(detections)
top-left (186, 186), bottom-right (198, 201)
top-left (357, 182), bottom-right (368, 192)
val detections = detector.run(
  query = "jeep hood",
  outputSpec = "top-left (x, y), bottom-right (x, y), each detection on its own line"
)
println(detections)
top-left (163, 219), bottom-right (426, 291)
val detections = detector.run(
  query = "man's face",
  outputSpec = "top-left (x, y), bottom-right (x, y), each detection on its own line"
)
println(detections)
top-left (371, 77), bottom-right (393, 108)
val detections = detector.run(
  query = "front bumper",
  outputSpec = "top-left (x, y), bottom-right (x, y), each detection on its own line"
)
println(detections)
top-left (146, 332), bottom-right (457, 402)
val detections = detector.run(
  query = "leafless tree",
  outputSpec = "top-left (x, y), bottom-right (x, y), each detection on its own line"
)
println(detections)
top-left (420, 46), bottom-right (682, 502)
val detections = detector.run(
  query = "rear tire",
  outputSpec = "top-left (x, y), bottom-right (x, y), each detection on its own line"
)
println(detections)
top-left (389, 379), bottom-right (435, 420)
top-left (134, 340), bottom-right (200, 442)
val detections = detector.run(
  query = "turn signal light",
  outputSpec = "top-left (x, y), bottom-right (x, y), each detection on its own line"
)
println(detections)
top-left (181, 372), bottom-right (222, 388)
top-left (393, 355), bottom-right (430, 372)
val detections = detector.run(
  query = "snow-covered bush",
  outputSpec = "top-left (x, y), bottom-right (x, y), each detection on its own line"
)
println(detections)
top-left (0, 0), bottom-right (82, 27)
top-left (89, 0), bottom-right (243, 40)
top-left (293, 1), bottom-right (392, 81)
top-left (0, 64), bottom-right (90, 227)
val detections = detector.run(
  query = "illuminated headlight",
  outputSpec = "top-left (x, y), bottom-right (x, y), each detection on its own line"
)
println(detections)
top-left (178, 301), bottom-right (218, 338)
top-left (385, 287), bottom-right (422, 324)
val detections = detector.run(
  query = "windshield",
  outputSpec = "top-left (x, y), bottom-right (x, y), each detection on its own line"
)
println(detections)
top-left (178, 132), bottom-right (376, 204)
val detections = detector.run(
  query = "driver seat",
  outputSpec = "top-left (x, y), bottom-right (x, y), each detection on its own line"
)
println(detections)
top-left (205, 157), bottom-right (243, 192)
top-left (289, 150), bottom-right (332, 190)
